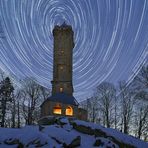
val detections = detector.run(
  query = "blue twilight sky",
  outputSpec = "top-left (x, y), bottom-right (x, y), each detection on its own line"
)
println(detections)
top-left (0, 0), bottom-right (148, 101)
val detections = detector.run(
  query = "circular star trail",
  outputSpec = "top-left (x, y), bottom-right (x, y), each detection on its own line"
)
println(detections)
top-left (0, 0), bottom-right (148, 101)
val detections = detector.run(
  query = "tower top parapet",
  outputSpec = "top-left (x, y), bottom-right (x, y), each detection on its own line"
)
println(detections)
top-left (53, 22), bottom-right (73, 35)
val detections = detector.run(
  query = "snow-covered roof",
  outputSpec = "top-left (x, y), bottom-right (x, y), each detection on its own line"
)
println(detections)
top-left (46, 93), bottom-right (78, 106)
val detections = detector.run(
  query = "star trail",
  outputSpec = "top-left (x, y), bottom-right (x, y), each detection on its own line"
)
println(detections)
top-left (0, 0), bottom-right (148, 101)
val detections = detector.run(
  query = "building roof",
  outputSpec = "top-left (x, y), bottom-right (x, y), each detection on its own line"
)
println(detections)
top-left (44, 93), bottom-right (78, 106)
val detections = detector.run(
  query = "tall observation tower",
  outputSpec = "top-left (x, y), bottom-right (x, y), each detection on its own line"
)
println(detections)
top-left (40, 23), bottom-right (87, 120)
top-left (51, 22), bottom-right (74, 96)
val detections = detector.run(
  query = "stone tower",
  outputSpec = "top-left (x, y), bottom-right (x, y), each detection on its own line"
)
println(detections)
top-left (39, 23), bottom-right (87, 121)
top-left (51, 23), bottom-right (74, 96)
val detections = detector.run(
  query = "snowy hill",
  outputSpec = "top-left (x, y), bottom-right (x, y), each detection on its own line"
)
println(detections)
top-left (0, 117), bottom-right (147, 148)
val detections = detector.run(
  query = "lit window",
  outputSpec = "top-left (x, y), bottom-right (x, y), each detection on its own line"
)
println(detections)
top-left (60, 87), bottom-right (63, 92)
top-left (60, 66), bottom-right (63, 70)
top-left (65, 106), bottom-right (73, 116)
top-left (53, 104), bottom-right (62, 114)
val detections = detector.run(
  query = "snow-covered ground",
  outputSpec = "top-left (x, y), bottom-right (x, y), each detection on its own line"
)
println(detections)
top-left (0, 117), bottom-right (147, 148)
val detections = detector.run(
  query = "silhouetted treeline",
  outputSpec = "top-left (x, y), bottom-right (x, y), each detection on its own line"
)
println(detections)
top-left (0, 64), bottom-right (147, 141)
top-left (80, 64), bottom-right (148, 141)
top-left (0, 73), bottom-right (51, 128)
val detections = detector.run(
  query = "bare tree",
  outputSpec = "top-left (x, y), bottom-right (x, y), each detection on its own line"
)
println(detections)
top-left (21, 78), bottom-right (41, 125)
top-left (114, 94), bottom-right (118, 129)
top-left (17, 100), bottom-right (20, 128)
top-left (39, 85), bottom-right (51, 101)
top-left (118, 81), bottom-right (135, 134)
top-left (130, 64), bottom-right (148, 139)
top-left (79, 97), bottom-right (99, 123)
top-left (11, 94), bottom-right (16, 128)
top-left (89, 96), bottom-right (99, 123)
top-left (14, 90), bottom-right (22, 128)
top-left (136, 104), bottom-right (148, 139)
top-left (20, 78), bottom-right (50, 125)
top-left (132, 65), bottom-right (148, 101)
top-left (95, 82), bottom-right (116, 128)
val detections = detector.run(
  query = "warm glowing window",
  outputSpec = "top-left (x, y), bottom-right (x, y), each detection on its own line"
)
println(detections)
top-left (53, 104), bottom-right (62, 114)
top-left (60, 66), bottom-right (63, 70)
top-left (60, 87), bottom-right (63, 92)
top-left (65, 106), bottom-right (73, 116)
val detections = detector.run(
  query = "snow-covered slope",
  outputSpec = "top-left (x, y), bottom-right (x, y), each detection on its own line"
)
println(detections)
top-left (0, 117), bottom-right (147, 148)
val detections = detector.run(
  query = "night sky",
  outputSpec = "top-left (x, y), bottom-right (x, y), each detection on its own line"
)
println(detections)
top-left (0, 0), bottom-right (148, 101)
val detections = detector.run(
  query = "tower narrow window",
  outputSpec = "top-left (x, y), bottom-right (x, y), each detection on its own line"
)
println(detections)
top-left (65, 106), bottom-right (73, 116)
top-left (60, 66), bottom-right (63, 70)
top-left (53, 104), bottom-right (62, 114)
top-left (59, 50), bottom-right (64, 55)
top-left (60, 87), bottom-right (63, 92)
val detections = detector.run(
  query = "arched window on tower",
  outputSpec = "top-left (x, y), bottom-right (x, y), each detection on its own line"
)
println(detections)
top-left (60, 87), bottom-right (63, 92)
top-left (65, 106), bottom-right (73, 116)
top-left (53, 104), bottom-right (62, 115)
top-left (58, 64), bottom-right (65, 80)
